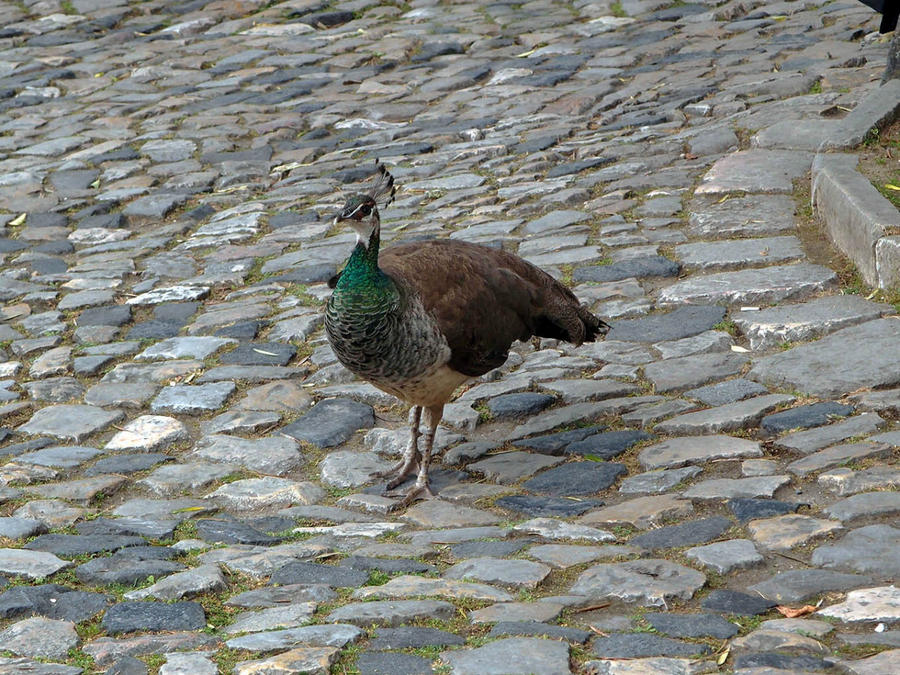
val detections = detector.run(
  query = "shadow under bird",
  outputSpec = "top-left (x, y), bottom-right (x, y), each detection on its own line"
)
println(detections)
top-left (325, 163), bottom-right (610, 505)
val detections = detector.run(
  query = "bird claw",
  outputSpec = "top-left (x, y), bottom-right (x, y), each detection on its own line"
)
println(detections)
top-left (394, 483), bottom-right (435, 508)
top-left (385, 470), bottom-right (417, 492)
top-left (369, 456), bottom-right (420, 485)
top-left (369, 464), bottom-right (405, 482)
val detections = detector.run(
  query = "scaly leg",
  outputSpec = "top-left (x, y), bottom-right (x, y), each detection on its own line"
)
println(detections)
top-left (398, 404), bottom-right (442, 507)
top-left (370, 406), bottom-right (421, 488)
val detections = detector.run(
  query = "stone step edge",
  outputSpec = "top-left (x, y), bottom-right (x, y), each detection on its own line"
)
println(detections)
top-left (811, 151), bottom-right (899, 290)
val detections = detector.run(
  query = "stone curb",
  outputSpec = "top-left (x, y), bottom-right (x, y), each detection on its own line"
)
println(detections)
top-left (812, 79), bottom-right (900, 289)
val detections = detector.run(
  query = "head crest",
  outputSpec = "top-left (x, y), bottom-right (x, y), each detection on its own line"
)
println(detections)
top-left (368, 161), bottom-right (396, 208)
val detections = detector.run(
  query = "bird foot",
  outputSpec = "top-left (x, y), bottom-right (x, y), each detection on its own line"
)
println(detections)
top-left (370, 455), bottom-right (421, 491)
top-left (392, 482), bottom-right (435, 508)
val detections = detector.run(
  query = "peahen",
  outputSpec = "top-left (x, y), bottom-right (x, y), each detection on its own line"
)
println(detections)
top-left (325, 163), bottom-right (610, 505)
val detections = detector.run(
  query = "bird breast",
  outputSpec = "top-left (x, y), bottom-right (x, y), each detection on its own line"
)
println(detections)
top-left (325, 290), bottom-right (455, 401)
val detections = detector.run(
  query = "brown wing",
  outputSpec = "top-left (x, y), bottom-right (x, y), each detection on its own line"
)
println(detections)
top-left (380, 239), bottom-right (607, 378)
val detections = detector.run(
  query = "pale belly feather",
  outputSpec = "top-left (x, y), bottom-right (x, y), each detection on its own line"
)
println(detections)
top-left (371, 363), bottom-right (470, 408)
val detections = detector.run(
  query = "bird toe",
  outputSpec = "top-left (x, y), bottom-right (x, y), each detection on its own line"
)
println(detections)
top-left (396, 483), bottom-right (434, 508)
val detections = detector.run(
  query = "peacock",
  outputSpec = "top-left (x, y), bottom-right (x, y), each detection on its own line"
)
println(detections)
top-left (324, 163), bottom-right (610, 505)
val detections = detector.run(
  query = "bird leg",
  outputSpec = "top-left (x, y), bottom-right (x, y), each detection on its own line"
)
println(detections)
top-left (397, 404), bottom-right (442, 507)
top-left (370, 406), bottom-right (421, 487)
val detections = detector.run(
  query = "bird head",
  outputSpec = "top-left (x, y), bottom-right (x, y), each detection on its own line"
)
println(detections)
top-left (334, 162), bottom-right (396, 249)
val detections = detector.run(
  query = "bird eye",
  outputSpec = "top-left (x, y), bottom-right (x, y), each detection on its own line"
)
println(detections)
top-left (359, 204), bottom-right (371, 216)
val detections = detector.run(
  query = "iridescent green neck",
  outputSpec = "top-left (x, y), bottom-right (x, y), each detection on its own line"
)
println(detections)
top-left (334, 229), bottom-right (394, 296)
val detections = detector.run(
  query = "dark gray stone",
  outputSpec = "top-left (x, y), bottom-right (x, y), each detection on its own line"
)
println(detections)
top-left (701, 589), bottom-right (776, 616)
top-left (127, 321), bottom-right (181, 339)
top-left (154, 302), bottom-right (199, 324)
top-left (824, 491), bottom-right (900, 522)
top-left (23, 377), bottom-right (85, 403)
top-left (607, 306), bottom-right (725, 343)
top-left (280, 398), bottom-right (375, 447)
top-left (214, 321), bottom-right (260, 338)
top-left (226, 584), bottom-right (338, 609)
top-left (630, 517), bottom-right (732, 550)
top-left (0, 438), bottom-right (52, 459)
top-left (74, 354), bottom-right (117, 376)
top-left (566, 430), bottom-right (653, 459)
top-left (76, 555), bottom-right (184, 587)
top-left (244, 516), bottom-right (296, 534)
top-left (123, 193), bottom-right (189, 220)
top-left (643, 351), bottom-right (749, 393)
top-left (77, 305), bottom-right (131, 327)
top-left (368, 626), bottom-right (465, 650)
top-left (573, 256), bottom-right (680, 282)
top-left (685, 379), bottom-right (770, 406)
top-left (106, 656), bottom-right (148, 675)
top-left (728, 498), bottom-right (801, 522)
top-left (269, 561), bottom-right (369, 588)
top-left (489, 621), bottom-right (591, 643)
top-left (450, 540), bottom-right (529, 560)
top-left (811, 524), bottom-right (900, 576)
top-left (0, 517), bottom-right (44, 540)
top-left (339, 556), bottom-right (435, 575)
top-left (645, 612), bottom-right (738, 639)
top-left (440, 637), bottom-right (570, 675)
top-left (837, 630), bottom-right (900, 647)
top-left (546, 157), bottom-right (611, 178)
top-left (733, 652), bottom-right (834, 671)
top-left (196, 519), bottom-right (281, 546)
top-left (44, 590), bottom-right (111, 622)
top-left (522, 461), bottom-right (626, 496)
top-left (110, 546), bottom-right (177, 561)
top-left (328, 599), bottom-right (454, 627)
top-left (76, 517), bottom-right (177, 541)
top-left (514, 426), bottom-right (603, 455)
top-left (748, 569), bottom-right (873, 603)
top-left (24, 534), bottom-right (144, 557)
top-left (494, 495), bottom-right (603, 517)
top-left (101, 601), bottom-right (205, 634)
top-left (788, 441), bottom-right (892, 477)
top-left (524, 210), bottom-right (590, 234)
top-left (0, 584), bottom-right (110, 622)
top-left (219, 342), bottom-right (296, 366)
top-left (77, 213), bottom-right (122, 230)
top-left (761, 402), bottom-right (853, 434)
top-left (412, 40), bottom-right (464, 61)
top-left (486, 393), bottom-right (555, 419)
top-left (356, 652), bottom-right (433, 675)
top-left (84, 454), bottom-right (170, 476)
top-left (15, 445), bottom-right (101, 468)
top-left (619, 466), bottom-right (702, 495)
top-left (592, 632), bottom-right (710, 658)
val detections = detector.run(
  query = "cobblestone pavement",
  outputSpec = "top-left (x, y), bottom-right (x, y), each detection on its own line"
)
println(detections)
top-left (0, 0), bottom-right (898, 673)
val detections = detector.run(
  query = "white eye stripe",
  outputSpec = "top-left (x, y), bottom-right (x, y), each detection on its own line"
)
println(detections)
top-left (345, 202), bottom-right (370, 218)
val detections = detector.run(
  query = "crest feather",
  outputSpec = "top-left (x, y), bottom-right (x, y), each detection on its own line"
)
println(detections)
top-left (369, 161), bottom-right (396, 207)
